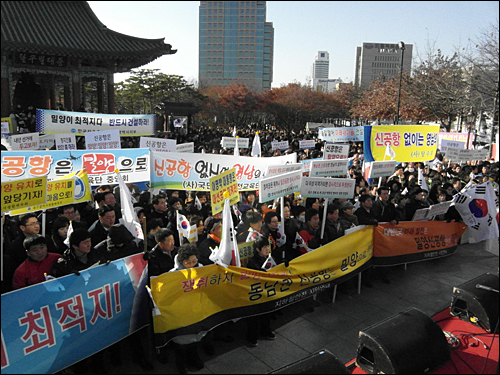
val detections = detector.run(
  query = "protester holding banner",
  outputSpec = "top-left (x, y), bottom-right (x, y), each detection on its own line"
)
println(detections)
top-left (404, 186), bottom-right (431, 221)
top-left (298, 208), bottom-right (323, 254)
top-left (197, 218), bottom-right (221, 266)
top-left (323, 202), bottom-right (347, 243)
top-left (12, 235), bottom-right (60, 290)
top-left (371, 186), bottom-right (399, 225)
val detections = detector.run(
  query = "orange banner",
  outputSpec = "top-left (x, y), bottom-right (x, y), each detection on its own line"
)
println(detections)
top-left (372, 221), bottom-right (467, 266)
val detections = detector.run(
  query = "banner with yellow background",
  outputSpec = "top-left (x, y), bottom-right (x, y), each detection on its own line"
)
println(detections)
top-left (151, 226), bottom-right (373, 346)
top-left (363, 125), bottom-right (440, 162)
top-left (1, 176), bottom-right (47, 213)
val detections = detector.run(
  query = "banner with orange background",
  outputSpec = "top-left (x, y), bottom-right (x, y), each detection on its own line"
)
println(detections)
top-left (372, 221), bottom-right (467, 266)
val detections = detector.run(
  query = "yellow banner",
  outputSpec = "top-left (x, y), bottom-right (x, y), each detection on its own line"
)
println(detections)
top-left (151, 226), bottom-right (373, 334)
top-left (1, 176), bottom-right (47, 213)
top-left (209, 168), bottom-right (239, 215)
top-left (238, 241), bottom-right (255, 267)
top-left (366, 125), bottom-right (440, 162)
top-left (9, 169), bottom-right (92, 216)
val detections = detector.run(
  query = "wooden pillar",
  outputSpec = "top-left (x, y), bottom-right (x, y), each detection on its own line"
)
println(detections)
top-left (64, 84), bottom-right (71, 111)
top-left (97, 78), bottom-right (104, 113)
top-left (107, 73), bottom-right (115, 114)
top-left (72, 71), bottom-right (81, 111)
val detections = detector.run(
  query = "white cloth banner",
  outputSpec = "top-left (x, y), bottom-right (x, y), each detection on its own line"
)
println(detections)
top-left (300, 177), bottom-right (356, 199)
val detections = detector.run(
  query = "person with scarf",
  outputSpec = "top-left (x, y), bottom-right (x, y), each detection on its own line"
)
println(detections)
top-left (298, 208), bottom-right (322, 254)
top-left (262, 211), bottom-right (282, 263)
top-left (339, 201), bottom-right (359, 230)
top-left (197, 218), bottom-right (222, 266)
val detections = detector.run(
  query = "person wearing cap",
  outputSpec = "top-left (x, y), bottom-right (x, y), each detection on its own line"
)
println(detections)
top-left (12, 235), bottom-right (60, 290)
top-left (404, 186), bottom-right (430, 221)
top-left (198, 218), bottom-right (222, 266)
top-left (94, 223), bottom-right (140, 262)
top-left (355, 194), bottom-right (379, 226)
top-left (339, 201), bottom-right (359, 229)
top-left (50, 228), bottom-right (102, 278)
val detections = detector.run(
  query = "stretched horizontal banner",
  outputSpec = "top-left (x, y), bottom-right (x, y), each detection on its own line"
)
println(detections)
top-left (0, 253), bottom-right (149, 374)
top-left (150, 151), bottom-right (296, 191)
top-left (151, 226), bottom-right (374, 346)
top-left (36, 109), bottom-right (155, 136)
top-left (1, 149), bottom-right (150, 185)
top-left (301, 177), bottom-right (356, 199)
top-left (372, 221), bottom-right (467, 266)
top-left (364, 125), bottom-right (440, 162)
top-left (318, 126), bottom-right (364, 143)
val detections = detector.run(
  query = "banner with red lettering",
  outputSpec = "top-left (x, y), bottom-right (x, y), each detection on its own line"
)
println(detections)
top-left (1, 254), bottom-right (148, 374)
top-left (372, 222), bottom-right (467, 266)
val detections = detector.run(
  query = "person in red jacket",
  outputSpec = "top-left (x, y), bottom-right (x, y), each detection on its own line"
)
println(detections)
top-left (298, 208), bottom-right (323, 254)
top-left (12, 234), bottom-right (60, 290)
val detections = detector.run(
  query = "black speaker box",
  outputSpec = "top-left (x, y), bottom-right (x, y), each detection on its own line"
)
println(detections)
top-left (450, 272), bottom-right (499, 333)
top-left (355, 307), bottom-right (450, 374)
top-left (268, 349), bottom-right (349, 374)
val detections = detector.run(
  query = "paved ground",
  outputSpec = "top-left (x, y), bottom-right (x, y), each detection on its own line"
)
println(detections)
top-left (92, 240), bottom-right (498, 374)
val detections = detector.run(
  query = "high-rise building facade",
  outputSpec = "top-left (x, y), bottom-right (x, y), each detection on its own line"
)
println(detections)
top-left (199, 1), bottom-right (274, 92)
top-left (311, 51), bottom-right (342, 93)
top-left (354, 42), bottom-right (412, 89)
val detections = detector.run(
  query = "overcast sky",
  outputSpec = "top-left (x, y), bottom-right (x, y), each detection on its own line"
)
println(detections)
top-left (88, 1), bottom-right (499, 87)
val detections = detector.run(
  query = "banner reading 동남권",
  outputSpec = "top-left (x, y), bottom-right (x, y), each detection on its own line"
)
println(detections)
top-left (1, 253), bottom-right (149, 374)
top-left (36, 109), bottom-right (155, 136)
top-left (363, 125), bottom-right (440, 162)
top-left (372, 221), bottom-right (467, 266)
top-left (1, 149), bottom-right (150, 185)
top-left (150, 151), bottom-right (296, 191)
top-left (151, 226), bottom-right (373, 346)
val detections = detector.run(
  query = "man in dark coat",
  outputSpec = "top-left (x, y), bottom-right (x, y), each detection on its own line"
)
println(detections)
top-left (371, 186), bottom-right (399, 225)
top-left (147, 228), bottom-right (178, 278)
top-left (88, 204), bottom-right (115, 249)
top-left (354, 194), bottom-right (378, 226)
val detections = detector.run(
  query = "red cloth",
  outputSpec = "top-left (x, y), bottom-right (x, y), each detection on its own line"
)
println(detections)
top-left (12, 253), bottom-right (61, 290)
top-left (347, 307), bottom-right (499, 374)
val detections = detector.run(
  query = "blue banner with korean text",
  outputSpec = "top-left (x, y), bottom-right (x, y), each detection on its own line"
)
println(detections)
top-left (36, 109), bottom-right (155, 136)
top-left (1, 149), bottom-right (150, 185)
top-left (0, 254), bottom-right (149, 374)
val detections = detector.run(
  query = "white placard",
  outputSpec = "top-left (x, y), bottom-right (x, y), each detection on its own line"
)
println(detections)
top-left (300, 177), bottom-right (356, 199)
top-left (427, 201), bottom-right (453, 217)
top-left (10, 133), bottom-right (39, 150)
top-left (39, 134), bottom-right (55, 150)
top-left (54, 133), bottom-right (77, 150)
top-left (264, 163), bottom-right (303, 178)
top-left (259, 170), bottom-right (302, 202)
top-left (1, 120), bottom-right (11, 134)
top-left (309, 159), bottom-right (349, 177)
top-left (412, 208), bottom-right (430, 221)
top-left (368, 161), bottom-right (398, 179)
top-left (323, 143), bottom-right (350, 160)
top-left (140, 136), bottom-right (176, 152)
top-left (176, 142), bottom-right (195, 153)
top-left (271, 140), bottom-right (289, 151)
top-left (445, 147), bottom-right (489, 162)
top-left (299, 140), bottom-right (316, 149)
top-left (440, 139), bottom-right (465, 152)
top-left (85, 130), bottom-right (121, 150)
top-left (221, 137), bottom-right (249, 148)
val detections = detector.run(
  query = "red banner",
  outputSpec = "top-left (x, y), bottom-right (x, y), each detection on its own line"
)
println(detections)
top-left (372, 221), bottom-right (467, 266)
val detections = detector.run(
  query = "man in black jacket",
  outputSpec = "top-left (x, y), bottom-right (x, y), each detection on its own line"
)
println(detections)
top-left (148, 228), bottom-right (178, 278)
top-left (371, 186), bottom-right (399, 225)
top-left (88, 204), bottom-right (115, 248)
top-left (354, 194), bottom-right (378, 226)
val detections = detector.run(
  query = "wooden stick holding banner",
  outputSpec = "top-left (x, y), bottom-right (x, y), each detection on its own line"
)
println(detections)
top-left (320, 198), bottom-right (329, 240)
top-left (41, 209), bottom-right (46, 237)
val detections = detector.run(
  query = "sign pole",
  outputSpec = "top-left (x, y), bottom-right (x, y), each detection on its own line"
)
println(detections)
top-left (41, 209), bottom-right (46, 237)
top-left (320, 198), bottom-right (328, 240)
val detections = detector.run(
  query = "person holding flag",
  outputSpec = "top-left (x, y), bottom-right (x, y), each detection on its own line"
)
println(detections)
top-left (245, 235), bottom-right (276, 347)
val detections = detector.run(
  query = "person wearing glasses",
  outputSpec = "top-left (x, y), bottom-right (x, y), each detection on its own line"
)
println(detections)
top-left (10, 213), bottom-right (41, 268)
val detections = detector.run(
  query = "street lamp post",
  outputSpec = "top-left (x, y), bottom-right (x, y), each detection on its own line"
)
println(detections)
top-left (395, 41), bottom-right (405, 125)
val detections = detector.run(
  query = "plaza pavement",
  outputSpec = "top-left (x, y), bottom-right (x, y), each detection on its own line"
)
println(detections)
top-left (97, 240), bottom-right (498, 374)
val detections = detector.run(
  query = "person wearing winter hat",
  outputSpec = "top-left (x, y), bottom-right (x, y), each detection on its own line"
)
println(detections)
top-left (340, 201), bottom-right (359, 229)
top-left (404, 185), bottom-right (429, 221)
top-left (94, 223), bottom-right (140, 262)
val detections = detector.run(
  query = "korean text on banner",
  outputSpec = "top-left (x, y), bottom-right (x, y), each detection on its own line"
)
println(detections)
top-left (264, 163), bottom-right (303, 178)
top-left (140, 137), bottom-right (176, 152)
top-left (36, 109), bottom-right (155, 136)
top-left (259, 170), bottom-right (302, 202)
top-left (151, 151), bottom-right (296, 191)
top-left (54, 133), bottom-right (77, 151)
top-left (323, 143), bottom-right (350, 160)
top-left (210, 168), bottom-right (239, 215)
top-left (318, 127), bottom-right (364, 143)
top-left (151, 226), bottom-right (373, 346)
top-left (363, 125), bottom-right (440, 162)
top-left (1, 117), bottom-right (13, 134)
top-left (309, 159), bottom-right (349, 177)
top-left (368, 161), bottom-right (397, 179)
top-left (0, 253), bottom-right (149, 375)
top-left (10, 133), bottom-right (39, 150)
top-left (301, 177), bottom-right (356, 199)
top-left (1, 149), bottom-right (150, 185)
top-left (84, 130), bottom-right (121, 150)
top-left (1, 176), bottom-right (47, 213)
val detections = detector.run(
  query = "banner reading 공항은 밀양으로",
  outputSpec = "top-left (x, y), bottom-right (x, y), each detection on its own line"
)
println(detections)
top-left (36, 109), bottom-right (155, 136)
top-left (363, 125), bottom-right (440, 162)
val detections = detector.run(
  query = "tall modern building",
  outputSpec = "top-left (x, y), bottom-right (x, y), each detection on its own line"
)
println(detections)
top-left (199, 1), bottom-right (274, 92)
top-left (311, 51), bottom-right (342, 93)
top-left (354, 42), bottom-right (413, 89)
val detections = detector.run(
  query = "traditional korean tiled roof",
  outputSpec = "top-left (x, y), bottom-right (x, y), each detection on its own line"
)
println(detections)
top-left (1, 1), bottom-right (176, 70)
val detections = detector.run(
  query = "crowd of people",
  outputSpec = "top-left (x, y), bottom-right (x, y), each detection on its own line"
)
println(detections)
top-left (2, 124), bottom-right (498, 373)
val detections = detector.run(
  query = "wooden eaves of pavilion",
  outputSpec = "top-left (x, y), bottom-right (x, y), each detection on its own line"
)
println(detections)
top-left (1, 1), bottom-right (176, 117)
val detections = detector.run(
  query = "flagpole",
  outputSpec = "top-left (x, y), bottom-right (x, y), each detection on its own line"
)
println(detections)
top-left (320, 198), bottom-right (328, 240)
top-left (41, 209), bottom-right (46, 237)
top-left (280, 196), bottom-right (286, 261)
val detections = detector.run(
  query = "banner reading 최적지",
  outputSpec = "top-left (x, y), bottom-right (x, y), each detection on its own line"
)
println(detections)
top-left (363, 125), bottom-right (440, 162)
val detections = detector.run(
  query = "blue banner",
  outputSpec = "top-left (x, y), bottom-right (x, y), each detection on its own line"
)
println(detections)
top-left (1, 149), bottom-right (150, 185)
top-left (1, 254), bottom-right (149, 374)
